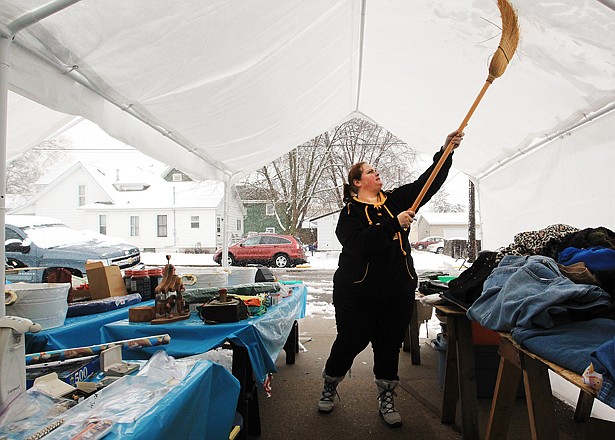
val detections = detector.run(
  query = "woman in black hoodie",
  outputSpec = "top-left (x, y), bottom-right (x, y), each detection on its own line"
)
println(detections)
top-left (317, 130), bottom-right (463, 427)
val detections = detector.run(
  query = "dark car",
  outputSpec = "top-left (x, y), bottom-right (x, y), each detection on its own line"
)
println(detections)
top-left (5, 215), bottom-right (140, 282)
top-left (213, 233), bottom-right (308, 268)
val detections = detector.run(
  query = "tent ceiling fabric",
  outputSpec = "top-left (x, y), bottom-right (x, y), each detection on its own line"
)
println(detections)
top-left (2, 0), bottom-right (615, 247)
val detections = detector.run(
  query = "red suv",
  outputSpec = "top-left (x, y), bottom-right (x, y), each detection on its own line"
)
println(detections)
top-left (213, 233), bottom-right (308, 268)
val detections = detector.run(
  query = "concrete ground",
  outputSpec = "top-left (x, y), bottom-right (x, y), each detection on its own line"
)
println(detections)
top-left (256, 316), bottom-right (589, 440)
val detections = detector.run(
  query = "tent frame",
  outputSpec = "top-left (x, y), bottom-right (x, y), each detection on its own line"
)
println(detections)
top-left (0, 0), bottom-right (81, 317)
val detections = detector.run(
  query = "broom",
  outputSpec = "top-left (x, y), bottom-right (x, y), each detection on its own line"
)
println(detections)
top-left (409, 0), bottom-right (520, 213)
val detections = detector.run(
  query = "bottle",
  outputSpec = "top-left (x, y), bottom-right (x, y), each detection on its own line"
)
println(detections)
top-left (131, 270), bottom-right (152, 301)
top-left (148, 268), bottom-right (163, 300)
top-left (124, 269), bottom-right (133, 292)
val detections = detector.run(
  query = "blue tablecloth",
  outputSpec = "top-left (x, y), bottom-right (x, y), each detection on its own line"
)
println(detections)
top-left (25, 300), bottom-right (155, 354)
top-left (101, 285), bottom-right (307, 383)
top-left (4, 360), bottom-right (240, 440)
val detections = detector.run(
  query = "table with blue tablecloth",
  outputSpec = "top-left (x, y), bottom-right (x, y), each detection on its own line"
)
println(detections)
top-left (102, 284), bottom-right (306, 438)
top-left (25, 300), bottom-right (156, 354)
top-left (2, 359), bottom-right (240, 440)
top-left (101, 285), bottom-right (307, 384)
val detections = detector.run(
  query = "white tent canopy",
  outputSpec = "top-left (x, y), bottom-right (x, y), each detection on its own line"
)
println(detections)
top-left (1, 0), bottom-right (614, 251)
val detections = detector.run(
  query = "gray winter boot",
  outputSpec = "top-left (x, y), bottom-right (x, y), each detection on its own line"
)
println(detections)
top-left (375, 378), bottom-right (402, 427)
top-left (318, 371), bottom-right (344, 413)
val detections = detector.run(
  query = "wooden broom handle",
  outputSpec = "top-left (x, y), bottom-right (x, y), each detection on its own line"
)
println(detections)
top-left (410, 80), bottom-right (492, 212)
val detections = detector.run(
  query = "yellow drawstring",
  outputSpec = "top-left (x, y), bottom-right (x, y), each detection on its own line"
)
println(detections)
top-left (364, 205), bottom-right (372, 225)
top-left (353, 194), bottom-right (407, 256)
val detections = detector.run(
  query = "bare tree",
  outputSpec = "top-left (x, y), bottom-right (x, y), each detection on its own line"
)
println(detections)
top-left (6, 137), bottom-right (68, 199)
top-left (428, 187), bottom-right (466, 213)
top-left (241, 118), bottom-right (420, 234)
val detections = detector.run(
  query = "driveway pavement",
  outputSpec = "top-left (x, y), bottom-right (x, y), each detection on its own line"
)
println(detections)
top-left (257, 267), bottom-right (588, 440)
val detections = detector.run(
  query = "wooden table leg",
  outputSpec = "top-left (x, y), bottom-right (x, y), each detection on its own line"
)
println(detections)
top-left (403, 326), bottom-right (411, 352)
top-left (409, 299), bottom-right (420, 364)
top-left (585, 417), bottom-right (615, 435)
top-left (231, 344), bottom-right (261, 438)
top-left (441, 315), bottom-right (459, 425)
top-left (573, 390), bottom-right (594, 422)
top-left (403, 299), bottom-right (421, 365)
top-left (485, 354), bottom-right (522, 439)
top-left (522, 353), bottom-right (558, 440)
top-left (283, 320), bottom-right (298, 364)
top-left (454, 315), bottom-right (480, 440)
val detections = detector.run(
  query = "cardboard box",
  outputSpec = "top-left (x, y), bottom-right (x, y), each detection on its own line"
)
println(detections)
top-left (86, 262), bottom-right (128, 299)
top-left (26, 355), bottom-right (101, 389)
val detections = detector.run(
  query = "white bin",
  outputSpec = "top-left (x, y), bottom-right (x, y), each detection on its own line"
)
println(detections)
top-left (5, 283), bottom-right (70, 330)
top-left (177, 267), bottom-right (228, 289)
top-left (226, 267), bottom-right (258, 286)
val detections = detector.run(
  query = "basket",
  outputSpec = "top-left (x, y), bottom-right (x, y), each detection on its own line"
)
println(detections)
top-left (5, 283), bottom-right (70, 330)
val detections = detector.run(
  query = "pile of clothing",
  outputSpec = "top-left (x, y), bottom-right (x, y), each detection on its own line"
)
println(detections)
top-left (442, 225), bottom-right (615, 409)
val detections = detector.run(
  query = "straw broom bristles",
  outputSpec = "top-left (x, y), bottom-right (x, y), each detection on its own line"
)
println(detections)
top-left (488, 0), bottom-right (520, 82)
top-left (409, 0), bottom-right (520, 212)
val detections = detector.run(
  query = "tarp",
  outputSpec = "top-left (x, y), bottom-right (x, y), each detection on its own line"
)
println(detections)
top-left (1, 0), bottom-right (614, 249)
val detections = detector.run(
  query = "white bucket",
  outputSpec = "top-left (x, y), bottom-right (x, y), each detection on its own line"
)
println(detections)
top-left (177, 267), bottom-right (228, 289)
top-left (226, 267), bottom-right (258, 286)
top-left (5, 283), bottom-right (70, 330)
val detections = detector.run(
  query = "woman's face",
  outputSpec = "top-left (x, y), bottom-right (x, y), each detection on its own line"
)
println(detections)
top-left (355, 163), bottom-right (382, 194)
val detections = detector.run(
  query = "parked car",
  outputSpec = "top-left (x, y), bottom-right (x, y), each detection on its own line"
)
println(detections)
top-left (5, 215), bottom-right (140, 282)
top-left (411, 235), bottom-right (445, 251)
top-left (213, 233), bottom-right (308, 268)
top-left (426, 240), bottom-right (445, 254)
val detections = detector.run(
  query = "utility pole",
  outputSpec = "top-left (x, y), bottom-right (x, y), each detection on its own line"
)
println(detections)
top-left (468, 180), bottom-right (477, 262)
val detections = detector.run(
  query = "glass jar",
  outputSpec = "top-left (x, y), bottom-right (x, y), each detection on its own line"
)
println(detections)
top-left (131, 270), bottom-right (152, 301)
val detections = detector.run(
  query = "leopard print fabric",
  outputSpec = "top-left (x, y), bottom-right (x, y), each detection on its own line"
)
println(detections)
top-left (495, 224), bottom-right (580, 262)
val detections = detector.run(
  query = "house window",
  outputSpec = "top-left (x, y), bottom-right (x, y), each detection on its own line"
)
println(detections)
top-left (265, 227), bottom-right (275, 233)
top-left (157, 215), bottom-right (167, 237)
top-left (172, 173), bottom-right (182, 182)
top-left (191, 216), bottom-right (200, 228)
top-left (237, 219), bottom-right (241, 231)
top-left (216, 217), bottom-right (221, 235)
top-left (130, 216), bottom-right (139, 237)
top-left (99, 214), bottom-right (107, 235)
top-left (78, 185), bottom-right (86, 206)
top-left (265, 204), bottom-right (275, 216)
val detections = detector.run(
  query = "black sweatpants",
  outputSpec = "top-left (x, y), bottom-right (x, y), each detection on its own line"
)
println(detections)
top-left (324, 291), bottom-right (414, 381)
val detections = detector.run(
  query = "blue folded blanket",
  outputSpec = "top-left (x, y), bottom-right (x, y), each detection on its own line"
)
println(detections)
top-left (511, 318), bottom-right (615, 375)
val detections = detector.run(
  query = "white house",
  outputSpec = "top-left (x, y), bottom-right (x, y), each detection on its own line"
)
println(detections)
top-left (412, 211), bottom-right (481, 242)
top-left (311, 211), bottom-right (342, 252)
top-left (10, 162), bottom-right (246, 252)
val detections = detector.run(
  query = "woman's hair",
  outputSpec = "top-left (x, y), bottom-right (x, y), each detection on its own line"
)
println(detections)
top-left (343, 161), bottom-right (366, 203)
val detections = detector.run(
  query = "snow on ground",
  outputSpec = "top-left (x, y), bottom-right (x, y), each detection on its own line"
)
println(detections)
top-left (140, 249), bottom-right (466, 272)
top-left (305, 249), bottom-right (466, 273)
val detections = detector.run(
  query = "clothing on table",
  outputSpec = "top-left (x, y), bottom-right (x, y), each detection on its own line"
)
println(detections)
top-left (441, 251), bottom-right (498, 308)
top-left (558, 246), bottom-right (615, 272)
top-left (511, 318), bottom-right (615, 375)
top-left (557, 262), bottom-right (600, 286)
top-left (542, 226), bottom-right (615, 260)
top-left (325, 149), bottom-right (453, 381)
top-left (466, 255), bottom-right (612, 332)
top-left (591, 336), bottom-right (615, 383)
top-left (495, 224), bottom-right (580, 262)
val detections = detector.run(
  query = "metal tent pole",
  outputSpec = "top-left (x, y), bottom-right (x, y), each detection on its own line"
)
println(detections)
top-left (0, 36), bottom-right (9, 317)
top-left (222, 179), bottom-right (231, 268)
top-left (0, 0), bottom-right (82, 317)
